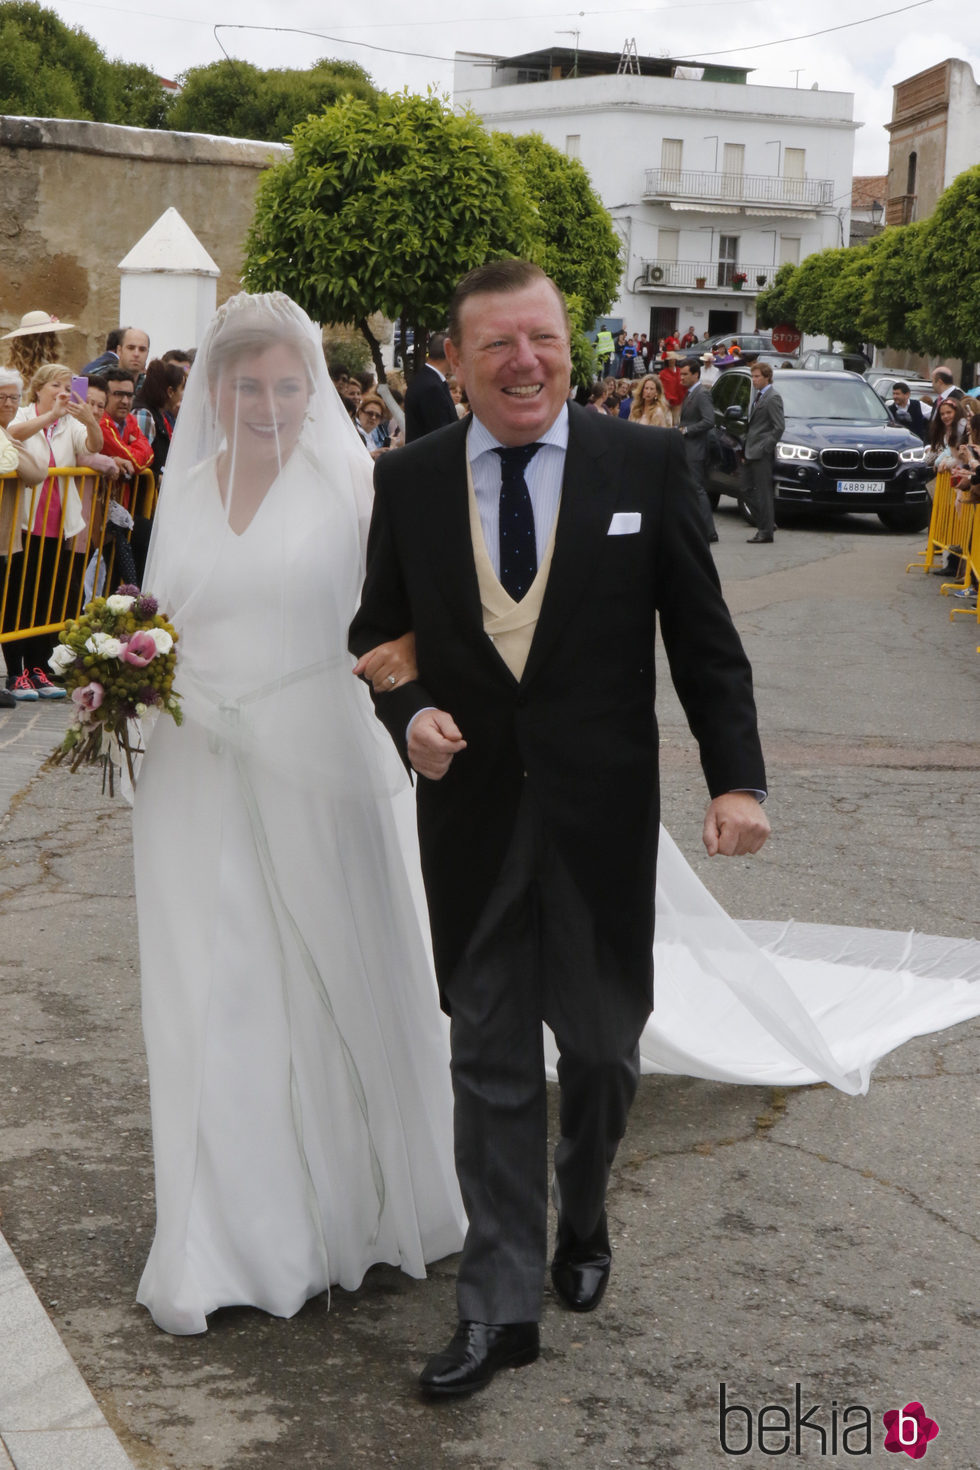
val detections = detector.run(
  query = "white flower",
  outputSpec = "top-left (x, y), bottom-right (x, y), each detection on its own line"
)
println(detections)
top-left (147, 628), bottom-right (174, 655)
top-left (105, 594), bottom-right (136, 615)
top-left (48, 644), bottom-right (77, 675)
top-left (85, 633), bottom-right (124, 658)
top-left (135, 702), bottom-right (148, 717)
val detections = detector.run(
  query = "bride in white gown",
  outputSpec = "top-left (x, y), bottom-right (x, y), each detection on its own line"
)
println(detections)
top-left (133, 291), bottom-right (979, 1337)
top-left (132, 293), bottom-right (466, 1335)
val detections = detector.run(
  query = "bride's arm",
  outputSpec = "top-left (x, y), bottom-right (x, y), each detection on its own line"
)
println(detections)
top-left (352, 631), bottom-right (417, 692)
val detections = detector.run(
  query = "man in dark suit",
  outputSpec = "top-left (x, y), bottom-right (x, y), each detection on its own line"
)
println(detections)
top-left (350, 261), bottom-right (769, 1399)
top-left (740, 361), bottom-right (785, 544)
top-left (403, 331), bottom-right (458, 442)
top-left (888, 383), bottom-right (928, 442)
top-left (928, 367), bottom-right (964, 426)
top-left (678, 356), bottom-right (719, 541)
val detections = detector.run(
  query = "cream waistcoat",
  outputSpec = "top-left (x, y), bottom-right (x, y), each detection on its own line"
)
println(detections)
top-left (466, 458), bottom-right (559, 681)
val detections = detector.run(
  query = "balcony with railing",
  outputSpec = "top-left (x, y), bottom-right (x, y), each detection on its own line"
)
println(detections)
top-left (638, 259), bottom-right (778, 292)
top-left (642, 168), bottom-right (835, 210)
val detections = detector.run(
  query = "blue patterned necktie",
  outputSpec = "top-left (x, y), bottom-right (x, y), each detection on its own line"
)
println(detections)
top-left (493, 442), bottom-right (542, 602)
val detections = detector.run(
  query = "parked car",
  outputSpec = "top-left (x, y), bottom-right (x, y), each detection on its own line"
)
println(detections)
top-left (800, 350), bottom-right (871, 374)
top-left (707, 367), bottom-right (932, 532)
top-left (866, 372), bottom-right (934, 406)
top-left (707, 333), bottom-right (774, 356)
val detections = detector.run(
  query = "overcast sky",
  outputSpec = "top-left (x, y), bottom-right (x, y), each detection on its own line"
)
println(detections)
top-left (42, 0), bottom-right (980, 176)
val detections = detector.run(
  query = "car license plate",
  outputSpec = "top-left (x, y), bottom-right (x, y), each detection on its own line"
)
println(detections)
top-left (837, 480), bottom-right (885, 494)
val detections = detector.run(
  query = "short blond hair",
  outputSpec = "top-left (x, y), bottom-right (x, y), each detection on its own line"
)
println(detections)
top-left (27, 362), bottom-right (71, 402)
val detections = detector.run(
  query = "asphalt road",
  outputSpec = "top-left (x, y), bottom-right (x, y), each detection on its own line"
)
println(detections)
top-left (1, 502), bottom-right (977, 1469)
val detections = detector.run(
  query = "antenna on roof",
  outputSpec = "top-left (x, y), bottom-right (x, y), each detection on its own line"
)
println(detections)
top-left (617, 38), bottom-right (640, 76)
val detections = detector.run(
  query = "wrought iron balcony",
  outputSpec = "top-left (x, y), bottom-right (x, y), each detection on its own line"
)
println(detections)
top-left (639, 259), bottom-right (778, 291)
top-left (642, 168), bottom-right (834, 210)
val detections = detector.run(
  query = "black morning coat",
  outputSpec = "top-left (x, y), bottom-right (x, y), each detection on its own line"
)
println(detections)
top-left (349, 401), bottom-right (766, 1010)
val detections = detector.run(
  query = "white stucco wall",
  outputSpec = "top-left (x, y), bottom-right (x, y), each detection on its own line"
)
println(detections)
top-left (944, 59), bottom-right (980, 190)
top-left (455, 63), bottom-right (858, 338)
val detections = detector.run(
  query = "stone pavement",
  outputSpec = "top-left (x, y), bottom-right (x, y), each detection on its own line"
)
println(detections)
top-left (0, 698), bottom-right (137, 1469)
top-left (0, 507), bottom-right (977, 1469)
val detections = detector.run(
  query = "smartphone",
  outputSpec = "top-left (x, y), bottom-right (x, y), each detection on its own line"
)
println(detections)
top-left (71, 375), bottom-right (88, 402)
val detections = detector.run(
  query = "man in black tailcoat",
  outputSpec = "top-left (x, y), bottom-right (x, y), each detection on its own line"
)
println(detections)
top-left (350, 261), bottom-right (769, 1399)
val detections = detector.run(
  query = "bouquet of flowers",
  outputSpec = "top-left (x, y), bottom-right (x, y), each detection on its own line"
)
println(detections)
top-left (47, 584), bottom-right (181, 792)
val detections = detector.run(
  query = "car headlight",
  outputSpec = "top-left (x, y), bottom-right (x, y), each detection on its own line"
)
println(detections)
top-left (899, 445), bottom-right (928, 463)
top-left (776, 442), bottom-right (816, 461)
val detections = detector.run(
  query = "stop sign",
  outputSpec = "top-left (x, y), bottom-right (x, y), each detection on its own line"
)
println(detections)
top-left (771, 323), bottom-right (802, 354)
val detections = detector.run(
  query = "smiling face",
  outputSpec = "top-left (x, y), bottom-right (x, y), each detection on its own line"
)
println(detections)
top-left (939, 399), bottom-right (957, 426)
top-left (86, 384), bottom-right (107, 417)
top-left (445, 279), bottom-right (571, 446)
top-left (215, 342), bottom-right (310, 462)
top-left (37, 372), bottom-right (71, 415)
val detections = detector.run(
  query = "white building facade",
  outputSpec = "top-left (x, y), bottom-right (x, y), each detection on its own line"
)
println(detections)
top-left (455, 49), bottom-right (858, 344)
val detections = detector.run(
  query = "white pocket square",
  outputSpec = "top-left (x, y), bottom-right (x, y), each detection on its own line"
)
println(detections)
top-left (608, 512), bottom-right (641, 535)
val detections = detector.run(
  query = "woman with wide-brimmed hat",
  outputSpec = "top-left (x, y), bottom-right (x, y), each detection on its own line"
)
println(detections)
top-left (2, 310), bottom-right (75, 381)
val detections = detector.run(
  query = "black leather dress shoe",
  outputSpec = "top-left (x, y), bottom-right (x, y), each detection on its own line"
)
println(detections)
top-left (746, 531), bottom-right (774, 543)
top-left (551, 1216), bottom-right (612, 1313)
top-left (419, 1320), bottom-right (539, 1398)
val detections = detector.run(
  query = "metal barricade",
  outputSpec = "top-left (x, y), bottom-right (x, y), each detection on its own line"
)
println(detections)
top-left (0, 468), bottom-right (156, 644)
top-left (905, 471), bottom-right (956, 574)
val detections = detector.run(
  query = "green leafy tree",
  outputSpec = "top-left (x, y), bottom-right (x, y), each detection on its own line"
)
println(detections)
top-left (493, 131), bottom-right (621, 325)
top-left (911, 165), bottom-right (980, 365)
top-left (786, 248), bottom-right (852, 338)
top-left (822, 244), bottom-right (876, 348)
top-left (854, 225), bottom-right (923, 351)
top-left (0, 2), bottom-right (113, 119)
top-left (109, 60), bottom-right (172, 129)
top-left (167, 57), bottom-right (376, 142)
top-left (755, 262), bottom-right (800, 330)
top-left (243, 91), bottom-right (540, 380)
top-left (0, 2), bottom-right (165, 125)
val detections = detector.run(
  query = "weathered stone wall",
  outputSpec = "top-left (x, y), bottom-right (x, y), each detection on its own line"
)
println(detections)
top-left (0, 116), bottom-right (289, 366)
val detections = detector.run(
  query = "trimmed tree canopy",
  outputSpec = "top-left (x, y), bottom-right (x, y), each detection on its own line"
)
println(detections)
top-left (243, 91), bottom-right (540, 379)
top-left (494, 131), bottom-right (621, 325)
top-left (0, 1), bottom-right (166, 126)
top-left (912, 165), bottom-right (980, 362)
top-left (168, 58), bottom-right (377, 142)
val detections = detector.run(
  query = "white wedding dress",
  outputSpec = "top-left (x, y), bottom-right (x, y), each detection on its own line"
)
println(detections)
top-left (132, 293), bottom-right (979, 1338)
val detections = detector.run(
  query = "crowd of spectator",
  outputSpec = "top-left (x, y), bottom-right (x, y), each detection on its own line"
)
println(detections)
top-left (4, 300), bottom-right (977, 699)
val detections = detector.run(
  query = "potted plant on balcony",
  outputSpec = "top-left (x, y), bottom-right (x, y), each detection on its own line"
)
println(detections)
top-left (695, 275), bottom-right (706, 289)
top-left (732, 271), bottom-right (747, 291)
top-left (755, 274), bottom-right (767, 287)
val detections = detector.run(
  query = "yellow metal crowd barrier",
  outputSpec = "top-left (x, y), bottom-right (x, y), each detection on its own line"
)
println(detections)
top-left (905, 468), bottom-right (979, 652)
top-left (0, 468), bottom-right (156, 644)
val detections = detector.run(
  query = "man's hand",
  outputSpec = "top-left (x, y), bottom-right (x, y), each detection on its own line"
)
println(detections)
top-left (408, 709), bottom-right (466, 780)
top-left (352, 632), bottom-right (417, 692)
top-left (702, 791), bottom-right (770, 857)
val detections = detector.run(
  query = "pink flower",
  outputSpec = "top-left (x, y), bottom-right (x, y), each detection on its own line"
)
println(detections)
top-left (71, 682), bottom-right (104, 712)
top-left (121, 630), bottom-right (158, 667)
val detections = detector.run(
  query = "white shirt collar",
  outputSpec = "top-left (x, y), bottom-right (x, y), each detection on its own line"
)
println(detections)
top-left (467, 402), bottom-right (569, 460)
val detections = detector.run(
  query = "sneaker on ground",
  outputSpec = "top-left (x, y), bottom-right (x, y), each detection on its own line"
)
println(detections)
top-left (30, 666), bottom-right (67, 699)
top-left (0, 688), bottom-right (17, 709)
top-left (7, 671), bottom-right (39, 701)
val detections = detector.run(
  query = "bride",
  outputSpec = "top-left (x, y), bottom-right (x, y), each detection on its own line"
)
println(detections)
top-left (133, 291), bottom-right (979, 1337)
top-left (132, 292), bottom-right (465, 1335)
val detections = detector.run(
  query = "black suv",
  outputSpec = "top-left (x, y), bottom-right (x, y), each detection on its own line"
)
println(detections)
top-left (707, 368), bottom-right (932, 532)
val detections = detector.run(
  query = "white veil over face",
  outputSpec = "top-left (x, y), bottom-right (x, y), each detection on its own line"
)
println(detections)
top-left (142, 290), bottom-right (400, 796)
